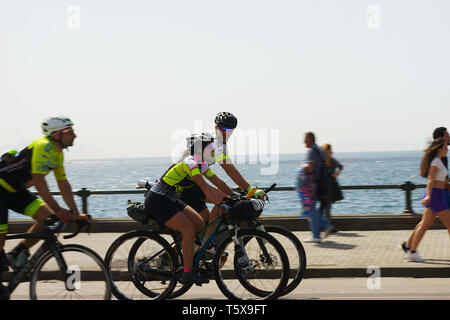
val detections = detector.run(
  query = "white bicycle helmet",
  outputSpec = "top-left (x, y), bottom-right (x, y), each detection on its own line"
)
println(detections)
top-left (186, 132), bottom-right (215, 149)
top-left (186, 133), bottom-right (216, 165)
top-left (41, 116), bottom-right (74, 137)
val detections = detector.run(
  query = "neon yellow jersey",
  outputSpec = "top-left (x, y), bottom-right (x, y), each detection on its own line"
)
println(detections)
top-left (30, 137), bottom-right (66, 180)
top-left (0, 136), bottom-right (66, 192)
top-left (160, 155), bottom-right (214, 194)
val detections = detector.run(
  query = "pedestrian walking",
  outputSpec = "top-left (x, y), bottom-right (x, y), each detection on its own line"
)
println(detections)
top-left (295, 161), bottom-right (316, 218)
top-left (401, 137), bottom-right (450, 262)
top-left (432, 127), bottom-right (450, 208)
top-left (302, 132), bottom-right (333, 243)
top-left (320, 143), bottom-right (344, 233)
top-left (432, 127), bottom-right (449, 168)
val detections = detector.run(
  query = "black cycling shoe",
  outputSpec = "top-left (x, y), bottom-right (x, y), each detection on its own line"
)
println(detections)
top-left (180, 270), bottom-right (210, 286)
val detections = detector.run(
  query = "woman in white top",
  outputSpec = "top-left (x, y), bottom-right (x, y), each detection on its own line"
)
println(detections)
top-left (402, 138), bottom-right (450, 262)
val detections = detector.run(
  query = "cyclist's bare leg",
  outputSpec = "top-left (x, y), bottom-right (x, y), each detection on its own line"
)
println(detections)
top-left (181, 206), bottom-right (205, 233)
top-left (197, 207), bottom-right (211, 225)
top-left (202, 205), bottom-right (222, 241)
top-left (165, 208), bottom-right (204, 269)
top-left (21, 205), bottom-right (54, 249)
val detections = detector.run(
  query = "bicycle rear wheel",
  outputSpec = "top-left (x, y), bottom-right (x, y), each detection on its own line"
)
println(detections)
top-left (213, 229), bottom-right (289, 300)
top-left (104, 230), bottom-right (178, 300)
top-left (128, 232), bottom-right (193, 300)
top-left (30, 244), bottom-right (111, 300)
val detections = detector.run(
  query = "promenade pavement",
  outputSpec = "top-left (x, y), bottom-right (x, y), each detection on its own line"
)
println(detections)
top-left (3, 229), bottom-right (449, 300)
top-left (3, 229), bottom-right (449, 278)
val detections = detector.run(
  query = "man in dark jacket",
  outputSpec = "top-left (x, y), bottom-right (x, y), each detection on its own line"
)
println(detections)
top-left (303, 132), bottom-right (333, 242)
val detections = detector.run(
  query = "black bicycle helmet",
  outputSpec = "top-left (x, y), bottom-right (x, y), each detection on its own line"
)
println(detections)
top-left (214, 112), bottom-right (238, 129)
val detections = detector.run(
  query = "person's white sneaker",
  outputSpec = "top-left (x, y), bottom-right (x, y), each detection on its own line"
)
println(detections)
top-left (406, 251), bottom-right (426, 262)
top-left (304, 237), bottom-right (321, 243)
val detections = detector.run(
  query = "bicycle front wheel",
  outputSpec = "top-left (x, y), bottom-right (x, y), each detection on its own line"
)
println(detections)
top-left (261, 225), bottom-right (307, 296)
top-left (213, 229), bottom-right (290, 300)
top-left (30, 244), bottom-right (111, 300)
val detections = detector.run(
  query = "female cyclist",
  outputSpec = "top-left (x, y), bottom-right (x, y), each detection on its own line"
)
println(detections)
top-left (144, 133), bottom-right (232, 284)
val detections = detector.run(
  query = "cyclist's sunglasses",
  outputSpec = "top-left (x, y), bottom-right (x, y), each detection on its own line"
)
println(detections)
top-left (61, 128), bottom-right (75, 135)
top-left (218, 126), bottom-right (234, 132)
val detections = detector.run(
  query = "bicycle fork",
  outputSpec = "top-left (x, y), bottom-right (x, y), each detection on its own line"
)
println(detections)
top-left (229, 226), bottom-right (252, 271)
top-left (48, 243), bottom-right (76, 291)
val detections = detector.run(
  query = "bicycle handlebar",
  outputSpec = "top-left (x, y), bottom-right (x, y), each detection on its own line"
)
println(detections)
top-left (63, 217), bottom-right (92, 239)
top-left (45, 214), bottom-right (92, 239)
top-left (137, 179), bottom-right (156, 190)
top-left (263, 183), bottom-right (277, 193)
top-left (221, 183), bottom-right (277, 207)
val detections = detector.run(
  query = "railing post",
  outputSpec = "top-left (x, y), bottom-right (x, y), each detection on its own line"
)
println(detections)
top-left (77, 188), bottom-right (91, 213)
top-left (401, 181), bottom-right (416, 214)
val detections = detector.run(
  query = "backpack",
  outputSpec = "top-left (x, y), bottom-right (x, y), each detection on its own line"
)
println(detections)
top-left (0, 150), bottom-right (18, 169)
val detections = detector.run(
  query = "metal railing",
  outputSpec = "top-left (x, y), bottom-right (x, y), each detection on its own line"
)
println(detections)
top-left (36, 181), bottom-right (427, 214)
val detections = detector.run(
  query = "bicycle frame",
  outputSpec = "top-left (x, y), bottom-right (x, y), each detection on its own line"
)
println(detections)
top-left (135, 213), bottom-right (235, 279)
top-left (6, 228), bottom-right (73, 293)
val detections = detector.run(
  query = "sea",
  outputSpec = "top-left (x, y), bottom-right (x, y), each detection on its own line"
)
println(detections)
top-left (9, 151), bottom-right (430, 220)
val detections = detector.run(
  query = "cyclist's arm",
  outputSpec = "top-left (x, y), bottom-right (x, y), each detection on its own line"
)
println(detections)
top-left (219, 162), bottom-right (268, 199)
top-left (33, 174), bottom-right (64, 213)
top-left (191, 174), bottom-right (227, 205)
top-left (57, 179), bottom-right (80, 215)
top-left (206, 174), bottom-right (234, 196)
top-left (219, 162), bottom-right (251, 191)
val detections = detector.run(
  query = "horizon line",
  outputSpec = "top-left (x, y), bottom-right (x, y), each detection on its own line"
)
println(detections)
top-left (65, 149), bottom-right (423, 161)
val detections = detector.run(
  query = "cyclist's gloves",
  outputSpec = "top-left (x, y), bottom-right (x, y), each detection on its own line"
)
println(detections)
top-left (246, 185), bottom-right (266, 199)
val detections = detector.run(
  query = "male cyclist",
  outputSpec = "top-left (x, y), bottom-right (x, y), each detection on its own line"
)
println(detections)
top-left (212, 112), bottom-right (268, 200)
top-left (178, 112), bottom-right (268, 252)
top-left (0, 116), bottom-right (90, 284)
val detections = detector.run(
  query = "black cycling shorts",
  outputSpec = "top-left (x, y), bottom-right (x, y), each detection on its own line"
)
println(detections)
top-left (180, 183), bottom-right (208, 213)
top-left (144, 191), bottom-right (187, 224)
top-left (0, 186), bottom-right (45, 234)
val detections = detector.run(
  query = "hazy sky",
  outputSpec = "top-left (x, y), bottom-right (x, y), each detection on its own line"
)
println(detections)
top-left (1, 0), bottom-right (449, 160)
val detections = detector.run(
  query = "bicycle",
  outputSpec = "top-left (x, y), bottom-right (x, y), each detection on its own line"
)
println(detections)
top-left (104, 183), bottom-right (290, 300)
top-left (170, 188), bottom-right (307, 298)
top-left (1, 216), bottom-right (112, 300)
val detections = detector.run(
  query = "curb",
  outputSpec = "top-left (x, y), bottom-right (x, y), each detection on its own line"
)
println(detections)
top-left (6, 214), bottom-right (446, 234)
top-left (303, 267), bottom-right (450, 279)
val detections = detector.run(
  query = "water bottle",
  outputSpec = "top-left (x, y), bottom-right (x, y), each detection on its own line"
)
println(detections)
top-left (12, 249), bottom-right (30, 269)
